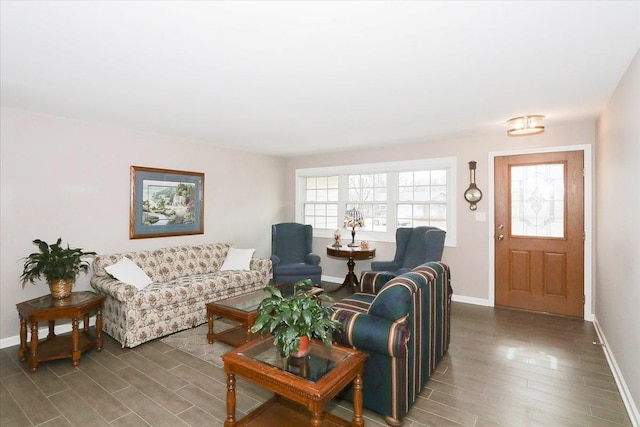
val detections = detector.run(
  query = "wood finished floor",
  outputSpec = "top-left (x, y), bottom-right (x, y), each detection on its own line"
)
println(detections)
top-left (1, 298), bottom-right (632, 427)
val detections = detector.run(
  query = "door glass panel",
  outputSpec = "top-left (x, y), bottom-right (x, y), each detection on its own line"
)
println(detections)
top-left (510, 163), bottom-right (564, 237)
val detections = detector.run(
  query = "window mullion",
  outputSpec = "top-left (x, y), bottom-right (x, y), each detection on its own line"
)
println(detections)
top-left (388, 172), bottom-right (399, 237)
top-left (339, 174), bottom-right (349, 222)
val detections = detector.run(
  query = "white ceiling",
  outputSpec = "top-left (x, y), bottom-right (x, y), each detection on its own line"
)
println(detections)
top-left (1, 1), bottom-right (639, 157)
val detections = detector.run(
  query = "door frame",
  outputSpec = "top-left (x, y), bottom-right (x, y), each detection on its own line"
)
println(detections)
top-left (487, 144), bottom-right (593, 321)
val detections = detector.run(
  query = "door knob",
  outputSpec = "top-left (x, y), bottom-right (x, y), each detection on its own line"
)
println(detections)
top-left (497, 234), bottom-right (504, 240)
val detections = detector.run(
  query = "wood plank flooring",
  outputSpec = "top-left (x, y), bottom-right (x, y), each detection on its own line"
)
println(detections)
top-left (1, 297), bottom-right (632, 426)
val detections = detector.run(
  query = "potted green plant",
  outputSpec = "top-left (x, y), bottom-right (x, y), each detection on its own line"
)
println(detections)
top-left (251, 280), bottom-right (342, 358)
top-left (20, 238), bottom-right (96, 299)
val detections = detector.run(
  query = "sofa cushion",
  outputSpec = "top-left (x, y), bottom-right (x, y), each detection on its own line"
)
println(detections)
top-left (105, 257), bottom-right (152, 290)
top-left (220, 248), bottom-right (255, 271)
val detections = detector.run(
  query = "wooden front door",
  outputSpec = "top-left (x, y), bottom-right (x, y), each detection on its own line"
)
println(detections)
top-left (495, 151), bottom-right (584, 317)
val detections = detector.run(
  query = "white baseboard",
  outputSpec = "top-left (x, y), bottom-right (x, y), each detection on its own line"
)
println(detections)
top-left (593, 315), bottom-right (640, 427)
top-left (0, 317), bottom-right (96, 350)
top-left (321, 275), bottom-right (343, 284)
top-left (452, 294), bottom-right (490, 306)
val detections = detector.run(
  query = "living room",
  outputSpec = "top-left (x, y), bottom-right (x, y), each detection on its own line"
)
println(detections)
top-left (1, 1), bottom-right (638, 426)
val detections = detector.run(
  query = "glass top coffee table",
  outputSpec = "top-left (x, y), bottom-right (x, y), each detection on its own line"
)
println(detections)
top-left (222, 336), bottom-right (367, 426)
top-left (206, 283), bottom-right (323, 347)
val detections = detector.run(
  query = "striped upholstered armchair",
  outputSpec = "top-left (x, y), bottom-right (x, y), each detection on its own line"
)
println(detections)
top-left (330, 261), bottom-right (452, 426)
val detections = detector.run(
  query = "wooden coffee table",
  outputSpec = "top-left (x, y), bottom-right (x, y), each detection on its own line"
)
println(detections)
top-left (222, 336), bottom-right (367, 426)
top-left (207, 283), bottom-right (323, 347)
top-left (16, 291), bottom-right (105, 372)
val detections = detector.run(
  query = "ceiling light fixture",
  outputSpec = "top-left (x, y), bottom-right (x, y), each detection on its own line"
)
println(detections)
top-left (506, 115), bottom-right (545, 136)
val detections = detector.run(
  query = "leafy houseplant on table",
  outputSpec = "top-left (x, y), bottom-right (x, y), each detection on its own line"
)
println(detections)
top-left (251, 279), bottom-right (342, 359)
top-left (20, 238), bottom-right (96, 299)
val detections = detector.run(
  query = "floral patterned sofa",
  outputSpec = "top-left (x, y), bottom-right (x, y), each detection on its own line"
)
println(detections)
top-left (90, 243), bottom-right (271, 347)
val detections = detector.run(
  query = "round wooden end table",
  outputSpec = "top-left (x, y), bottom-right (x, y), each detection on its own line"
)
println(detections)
top-left (326, 245), bottom-right (376, 294)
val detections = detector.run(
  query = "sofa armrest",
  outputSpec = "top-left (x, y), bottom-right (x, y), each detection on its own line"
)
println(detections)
top-left (359, 271), bottom-right (397, 294)
top-left (370, 260), bottom-right (400, 271)
top-left (331, 309), bottom-right (409, 358)
top-left (305, 252), bottom-right (321, 266)
top-left (270, 255), bottom-right (280, 266)
top-left (90, 275), bottom-right (138, 302)
top-left (250, 258), bottom-right (272, 278)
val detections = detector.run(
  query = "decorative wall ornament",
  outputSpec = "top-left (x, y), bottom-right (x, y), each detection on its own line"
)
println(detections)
top-left (463, 161), bottom-right (483, 211)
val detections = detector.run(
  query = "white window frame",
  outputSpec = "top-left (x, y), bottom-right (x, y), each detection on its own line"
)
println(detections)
top-left (295, 157), bottom-right (457, 247)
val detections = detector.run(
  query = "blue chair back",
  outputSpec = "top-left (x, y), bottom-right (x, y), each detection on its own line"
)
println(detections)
top-left (271, 223), bottom-right (313, 264)
top-left (271, 223), bottom-right (322, 284)
top-left (400, 226), bottom-right (446, 269)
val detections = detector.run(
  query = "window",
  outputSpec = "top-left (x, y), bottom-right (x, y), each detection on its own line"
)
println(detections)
top-left (397, 170), bottom-right (448, 230)
top-left (304, 176), bottom-right (339, 229)
top-left (347, 173), bottom-right (387, 232)
top-left (296, 158), bottom-right (457, 246)
top-left (510, 163), bottom-right (565, 237)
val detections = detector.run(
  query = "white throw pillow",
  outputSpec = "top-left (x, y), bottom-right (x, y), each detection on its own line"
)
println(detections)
top-left (105, 257), bottom-right (153, 290)
top-left (220, 248), bottom-right (255, 271)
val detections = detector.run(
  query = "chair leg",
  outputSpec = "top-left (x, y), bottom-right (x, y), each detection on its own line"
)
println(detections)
top-left (384, 415), bottom-right (404, 426)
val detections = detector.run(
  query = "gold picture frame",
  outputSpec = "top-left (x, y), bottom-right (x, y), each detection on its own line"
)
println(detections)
top-left (129, 166), bottom-right (204, 239)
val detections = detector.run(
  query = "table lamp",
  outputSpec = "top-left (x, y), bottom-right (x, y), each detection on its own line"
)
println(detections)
top-left (343, 208), bottom-right (365, 247)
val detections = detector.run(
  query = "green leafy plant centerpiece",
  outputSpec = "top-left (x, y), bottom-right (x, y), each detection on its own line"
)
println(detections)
top-left (251, 279), bottom-right (342, 358)
top-left (20, 238), bottom-right (96, 299)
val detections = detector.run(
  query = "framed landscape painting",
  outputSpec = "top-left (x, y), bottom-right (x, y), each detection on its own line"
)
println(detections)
top-left (130, 166), bottom-right (204, 239)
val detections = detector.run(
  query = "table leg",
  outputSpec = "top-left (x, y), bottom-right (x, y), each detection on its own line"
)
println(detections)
top-left (245, 324), bottom-right (252, 343)
top-left (83, 314), bottom-right (89, 331)
top-left (47, 320), bottom-right (56, 338)
top-left (96, 308), bottom-right (103, 351)
top-left (207, 310), bottom-right (215, 344)
top-left (310, 411), bottom-right (324, 427)
top-left (29, 322), bottom-right (39, 372)
top-left (71, 317), bottom-right (80, 367)
top-left (346, 257), bottom-right (359, 290)
top-left (331, 257), bottom-right (359, 294)
top-left (224, 373), bottom-right (237, 427)
top-left (18, 317), bottom-right (27, 362)
top-left (352, 372), bottom-right (365, 427)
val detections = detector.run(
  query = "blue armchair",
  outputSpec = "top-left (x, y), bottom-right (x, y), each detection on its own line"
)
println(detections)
top-left (271, 223), bottom-right (322, 285)
top-left (370, 226), bottom-right (446, 277)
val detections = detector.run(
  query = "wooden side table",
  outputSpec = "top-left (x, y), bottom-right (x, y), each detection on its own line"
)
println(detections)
top-left (16, 291), bottom-right (105, 372)
top-left (326, 245), bottom-right (376, 293)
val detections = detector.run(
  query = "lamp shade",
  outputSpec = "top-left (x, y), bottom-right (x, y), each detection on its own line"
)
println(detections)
top-left (344, 208), bottom-right (364, 229)
top-left (506, 115), bottom-right (545, 136)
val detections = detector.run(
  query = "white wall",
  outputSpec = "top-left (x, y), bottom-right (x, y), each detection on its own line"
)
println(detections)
top-left (284, 121), bottom-right (596, 304)
top-left (0, 107), bottom-right (286, 342)
top-left (595, 49), bottom-right (640, 421)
